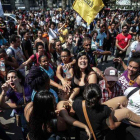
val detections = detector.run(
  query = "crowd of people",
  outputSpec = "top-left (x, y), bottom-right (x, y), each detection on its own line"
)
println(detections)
top-left (0, 8), bottom-right (140, 140)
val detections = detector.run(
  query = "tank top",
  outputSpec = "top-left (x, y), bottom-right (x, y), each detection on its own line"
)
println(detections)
top-left (118, 70), bottom-right (139, 92)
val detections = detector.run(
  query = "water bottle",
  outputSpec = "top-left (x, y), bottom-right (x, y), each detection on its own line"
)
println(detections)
top-left (1, 58), bottom-right (5, 71)
top-left (62, 63), bottom-right (71, 79)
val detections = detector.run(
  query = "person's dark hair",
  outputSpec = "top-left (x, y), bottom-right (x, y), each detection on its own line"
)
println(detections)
top-left (129, 52), bottom-right (140, 66)
top-left (38, 55), bottom-right (49, 63)
top-left (122, 24), bottom-right (128, 29)
top-left (91, 30), bottom-right (98, 37)
top-left (50, 22), bottom-right (56, 27)
top-left (83, 84), bottom-right (102, 108)
top-left (61, 48), bottom-right (71, 56)
top-left (10, 34), bottom-right (20, 43)
top-left (22, 30), bottom-right (29, 37)
top-left (73, 52), bottom-right (93, 83)
top-left (7, 70), bottom-right (25, 85)
top-left (101, 24), bottom-right (106, 28)
top-left (36, 42), bottom-right (44, 52)
top-left (54, 39), bottom-right (61, 47)
top-left (0, 48), bottom-right (6, 54)
top-left (26, 66), bottom-right (50, 91)
top-left (29, 90), bottom-right (56, 140)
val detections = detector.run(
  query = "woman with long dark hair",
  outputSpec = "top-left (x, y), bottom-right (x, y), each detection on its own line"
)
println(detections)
top-left (70, 52), bottom-right (97, 100)
top-left (25, 90), bottom-right (57, 140)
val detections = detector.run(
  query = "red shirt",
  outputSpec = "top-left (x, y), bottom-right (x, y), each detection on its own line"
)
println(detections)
top-left (116, 33), bottom-right (132, 49)
top-left (30, 53), bottom-right (39, 66)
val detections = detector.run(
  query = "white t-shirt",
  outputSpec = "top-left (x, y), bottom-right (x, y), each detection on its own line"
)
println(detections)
top-left (129, 41), bottom-right (140, 57)
top-left (48, 28), bottom-right (58, 42)
top-left (76, 15), bottom-right (82, 26)
top-left (6, 47), bottom-right (25, 75)
top-left (124, 87), bottom-right (140, 116)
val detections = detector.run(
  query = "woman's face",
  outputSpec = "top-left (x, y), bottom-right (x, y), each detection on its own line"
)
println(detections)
top-left (38, 31), bottom-right (42, 37)
top-left (7, 72), bottom-right (20, 89)
top-left (37, 45), bottom-right (44, 54)
top-left (128, 61), bottom-right (139, 76)
top-left (61, 51), bottom-right (70, 64)
top-left (78, 55), bottom-right (88, 70)
top-left (40, 56), bottom-right (49, 69)
top-left (93, 33), bottom-right (97, 40)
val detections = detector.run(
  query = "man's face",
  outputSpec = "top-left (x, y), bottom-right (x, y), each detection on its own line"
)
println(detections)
top-left (14, 38), bottom-right (21, 47)
top-left (83, 40), bottom-right (91, 52)
top-left (107, 81), bottom-right (116, 88)
top-left (122, 26), bottom-right (128, 33)
top-left (101, 26), bottom-right (106, 32)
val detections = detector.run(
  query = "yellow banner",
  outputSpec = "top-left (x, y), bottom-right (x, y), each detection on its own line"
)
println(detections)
top-left (73, 0), bottom-right (104, 25)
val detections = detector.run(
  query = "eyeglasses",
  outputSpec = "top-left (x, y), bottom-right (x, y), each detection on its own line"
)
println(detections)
top-left (61, 55), bottom-right (68, 58)
top-left (85, 44), bottom-right (91, 46)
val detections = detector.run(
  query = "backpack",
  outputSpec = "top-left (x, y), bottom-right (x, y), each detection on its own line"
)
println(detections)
top-left (8, 47), bottom-right (23, 66)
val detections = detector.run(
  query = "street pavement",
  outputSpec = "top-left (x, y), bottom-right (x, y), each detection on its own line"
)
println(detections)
top-left (0, 47), bottom-right (130, 140)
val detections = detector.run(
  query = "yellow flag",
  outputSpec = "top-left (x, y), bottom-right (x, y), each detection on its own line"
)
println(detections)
top-left (73, 0), bottom-right (104, 25)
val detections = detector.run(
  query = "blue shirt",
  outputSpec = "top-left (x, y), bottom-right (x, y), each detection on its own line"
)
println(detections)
top-left (31, 89), bottom-right (58, 103)
top-left (97, 30), bottom-right (107, 47)
top-left (40, 66), bottom-right (54, 80)
top-left (0, 38), bottom-right (8, 46)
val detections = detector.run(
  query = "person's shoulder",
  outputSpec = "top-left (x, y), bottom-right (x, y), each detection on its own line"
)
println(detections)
top-left (124, 87), bottom-right (137, 96)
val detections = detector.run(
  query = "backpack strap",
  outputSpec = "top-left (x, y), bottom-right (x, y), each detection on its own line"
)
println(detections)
top-left (34, 53), bottom-right (37, 64)
top-left (127, 87), bottom-right (139, 99)
top-left (9, 47), bottom-right (15, 57)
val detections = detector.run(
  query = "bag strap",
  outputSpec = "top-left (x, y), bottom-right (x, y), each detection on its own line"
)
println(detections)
top-left (22, 87), bottom-right (26, 105)
top-left (127, 87), bottom-right (139, 99)
top-left (82, 100), bottom-right (96, 140)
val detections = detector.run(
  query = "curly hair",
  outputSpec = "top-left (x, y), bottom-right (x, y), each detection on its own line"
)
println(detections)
top-left (25, 66), bottom-right (50, 91)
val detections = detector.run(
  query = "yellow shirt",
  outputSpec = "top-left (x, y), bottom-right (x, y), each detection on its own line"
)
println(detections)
top-left (59, 29), bottom-right (68, 44)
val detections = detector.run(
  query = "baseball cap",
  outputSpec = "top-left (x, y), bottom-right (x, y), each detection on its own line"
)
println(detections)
top-left (104, 67), bottom-right (118, 81)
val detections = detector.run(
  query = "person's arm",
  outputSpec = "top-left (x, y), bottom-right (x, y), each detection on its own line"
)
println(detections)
top-left (24, 102), bottom-right (33, 122)
top-left (113, 58), bottom-right (127, 70)
top-left (0, 83), bottom-right (23, 109)
top-left (129, 121), bottom-right (140, 127)
top-left (69, 88), bottom-right (80, 101)
top-left (17, 24), bottom-right (21, 36)
top-left (88, 72), bottom-right (97, 84)
top-left (17, 58), bottom-right (32, 70)
top-left (50, 79), bottom-right (63, 90)
top-left (123, 39), bottom-right (131, 51)
top-left (5, 57), bottom-right (19, 69)
top-left (57, 101), bottom-right (91, 140)
top-left (56, 65), bottom-right (69, 84)
top-left (103, 96), bottom-right (140, 123)
top-left (116, 39), bottom-right (123, 51)
top-left (106, 111), bottom-right (121, 130)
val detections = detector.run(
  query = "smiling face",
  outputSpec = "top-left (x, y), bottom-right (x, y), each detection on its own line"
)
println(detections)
top-left (78, 55), bottom-right (88, 70)
top-left (7, 72), bottom-right (21, 89)
top-left (40, 56), bottom-right (49, 69)
top-left (128, 61), bottom-right (139, 76)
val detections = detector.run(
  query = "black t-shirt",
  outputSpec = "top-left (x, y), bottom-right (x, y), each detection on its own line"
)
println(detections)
top-left (22, 39), bottom-right (33, 59)
top-left (73, 99), bottom-right (111, 140)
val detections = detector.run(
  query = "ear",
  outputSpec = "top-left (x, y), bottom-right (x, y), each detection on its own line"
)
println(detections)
top-left (42, 123), bottom-right (45, 131)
